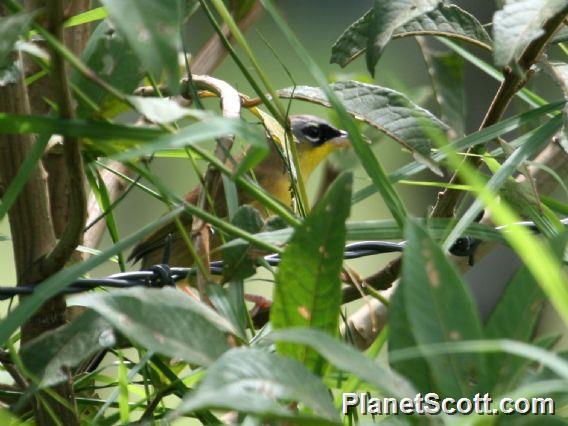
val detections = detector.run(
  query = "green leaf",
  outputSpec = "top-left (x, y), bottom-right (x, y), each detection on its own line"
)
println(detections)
top-left (423, 49), bottom-right (465, 136)
top-left (0, 113), bottom-right (163, 141)
top-left (443, 115), bottom-right (563, 251)
top-left (64, 6), bottom-right (108, 28)
top-left (493, 0), bottom-right (568, 67)
top-left (270, 173), bottom-right (352, 374)
top-left (174, 347), bottom-right (340, 424)
top-left (395, 219), bottom-right (488, 398)
top-left (279, 80), bottom-right (447, 160)
top-left (353, 100), bottom-right (564, 204)
top-left (126, 95), bottom-right (207, 124)
top-left (269, 328), bottom-right (416, 399)
top-left (112, 117), bottom-right (265, 161)
top-left (73, 20), bottom-right (144, 118)
top-left (388, 282), bottom-right (433, 393)
top-left (0, 11), bottom-right (36, 68)
top-left (221, 205), bottom-right (265, 281)
top-left (366, 0), bottom-right (440, 75)
top-left (0, 207), bottom-right (185, 347)
top-left (20, 310), bottom-right (114, 387)
top-left (484, 267), bottom-right (546, 393)
top-left (71, 287), bottom-right (233, 365)
top-left (100, 0), bottom-right (183, 93)
top-left (331, 3), bottom-right (490, 68)
top-left (206, 281), bottom-right (247, 341)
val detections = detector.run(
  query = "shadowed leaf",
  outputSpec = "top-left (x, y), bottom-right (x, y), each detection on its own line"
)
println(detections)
top-left (269, 328), bottom-right (416, 399)
top-left (493, 0), bottom-right (568, 67)
top-left (280, 81), bottom-right (447, 162)
top-left (72, 287), bottom-right (234, 365)
top-left (331, 3), bottom-right (490, 68)
top-left (73, 20), bottom-right (144, 118)
top-left (21, 310), bottom-right (114, 387)
top-left (366, 0), bottom-right (440, 75)
top-left (100, 0), bottom-right (184, 92)
top-left (391, 219), bottom-right (488, 398)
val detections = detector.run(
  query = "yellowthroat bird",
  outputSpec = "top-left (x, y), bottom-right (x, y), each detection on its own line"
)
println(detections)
top-left (129, 115), bottom-right (350, 268)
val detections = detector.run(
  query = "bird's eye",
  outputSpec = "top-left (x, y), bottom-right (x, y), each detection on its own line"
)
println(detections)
top-left (304, 125), bottom-right (320, 139)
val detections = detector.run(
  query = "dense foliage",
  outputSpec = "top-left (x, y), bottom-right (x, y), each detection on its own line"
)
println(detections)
top-left (0, 0), bottom-right (567, 424)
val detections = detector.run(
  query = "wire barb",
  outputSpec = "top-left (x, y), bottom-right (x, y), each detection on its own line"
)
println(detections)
top-left (0, 218), bottom-right (565, 300)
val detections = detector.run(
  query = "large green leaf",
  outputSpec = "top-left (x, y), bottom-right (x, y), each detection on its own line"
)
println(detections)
top-left (21, 310), bottom-right (114, 387)
top-left (394, 219), bottom-right (488, 398)
top-left (484, 267), bottom-right (546, 393)
top-left (0, 11), bottom-right (36, 68)
top-left (269, 328), bottom-right (416, 399)
top-left (72, 287), bottom-right (233, 366)
top-left (279, 81), bottom-right (447, 161)
top-left (73, 19), bottom-right (144, 118)
top-left (366, 0), bottom-right (440, 74)
top-left (388, 283), bottom-right (433, 393)
top-left (174, 347), bottom-right (340, 424)
top-left (331, 3), bottom-right (490, 68)
top-left (270, 173), bottom-right (352, 374)
top-left (100, 0), bottom-right (183, 92)
top-left (493, 0), bottom-right (568, 67)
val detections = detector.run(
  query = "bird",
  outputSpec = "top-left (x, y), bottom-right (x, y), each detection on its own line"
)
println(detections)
top-left (128, 114), bottom-right (350, 269)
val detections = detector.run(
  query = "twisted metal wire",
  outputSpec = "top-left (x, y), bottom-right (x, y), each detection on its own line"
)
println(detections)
top-left (0, 218), bottom-right (566, 300)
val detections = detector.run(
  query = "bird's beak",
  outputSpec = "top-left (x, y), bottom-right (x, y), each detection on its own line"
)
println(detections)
top-left (330, 130), bottom-right (351, 147)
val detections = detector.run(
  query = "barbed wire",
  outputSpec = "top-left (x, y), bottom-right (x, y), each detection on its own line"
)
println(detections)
top-left (0, 218), bottom-right (566, 300)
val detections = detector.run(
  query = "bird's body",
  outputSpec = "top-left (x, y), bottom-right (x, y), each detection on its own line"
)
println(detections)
top-left (129, 115), bottom-right (349, 268)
